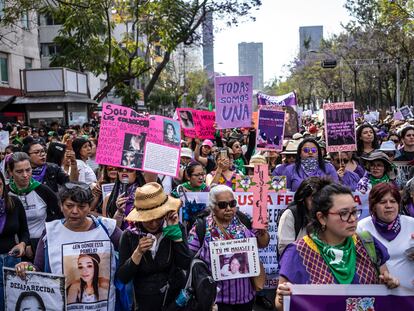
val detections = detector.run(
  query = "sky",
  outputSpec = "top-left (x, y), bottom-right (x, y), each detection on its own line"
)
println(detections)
top-left (213, 0), bottom-right (352, 85)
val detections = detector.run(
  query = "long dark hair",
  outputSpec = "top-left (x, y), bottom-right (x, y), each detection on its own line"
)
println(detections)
top-left (227, 139), bottom-right (247, 163)
top-left (15, 291), bottom-right (46, 311)
top-left (308, 183), bottom-right (353, 235)
top-left (0, 170), bottom-right (14, 213)
top-left (356, 124), bottom-right (379, 156)
top-left (46, 142), bottom-right (67, 166)
top-left (184, 161), bottom-right (205, 184)
top-left (295, 138), bottom-right (326, 173)
top-left (78, 253), bottom-right (100, 302)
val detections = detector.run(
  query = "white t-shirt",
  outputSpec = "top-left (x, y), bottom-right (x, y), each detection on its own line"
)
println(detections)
top-left (76, 159), bottom-right (97, 185)
top-left (357, 215), bottom-right (414, 289)
top-left (277, 209), bottom-right (307, 255)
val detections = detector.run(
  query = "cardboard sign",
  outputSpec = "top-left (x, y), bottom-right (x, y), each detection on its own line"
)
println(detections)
top-left (399, 105), bottom-right (414, 120)
top-left (177, 108), bottom-right (196, 137)
top-left (4, 268), bottom-right (66, 311)
top-left (209, 238), bottom-right (260, 281)
top-left (215, 75), bottom-right (253, 129)
top-left (257, 107), bottom-right (285, 151)
top-left (177, 108), bottom-right (216, 139)
top-left (101, 183), bottom-right (115, 199)
top-left (323, 102), bottom-right (356, 152)
top-left (251, 164), bottom-right (269, 229)
top-left (284, 285), bottom-right (414, 311)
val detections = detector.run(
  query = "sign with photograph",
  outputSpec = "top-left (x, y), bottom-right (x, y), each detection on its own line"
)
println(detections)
top-left (177, 108), bottom-right (215, 139)
top-left (256, 107), bottom-right (285, 151)
top-left (209, 238), bottom-right (260, 281)
top-left (3, 268), bottom-right (65, 311)
top-left (323, 102), bottom-right (356, 152)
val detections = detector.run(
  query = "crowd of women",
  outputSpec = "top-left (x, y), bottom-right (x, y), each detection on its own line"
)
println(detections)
top-left (0, 116), bottom-right (413, 311)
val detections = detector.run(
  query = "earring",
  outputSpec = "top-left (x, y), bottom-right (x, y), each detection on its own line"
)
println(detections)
top-left (321, 224), bottom-right (327, 232)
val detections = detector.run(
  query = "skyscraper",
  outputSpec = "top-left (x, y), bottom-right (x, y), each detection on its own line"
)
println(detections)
top-left (202, 12), bottom-right (214, 75)
top-left (299, 26), bottom-right (323, 59)
top-left (238, 42), bottom-right (263, 90)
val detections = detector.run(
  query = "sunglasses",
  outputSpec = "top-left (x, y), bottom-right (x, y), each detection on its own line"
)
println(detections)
top-left (334, 159), bottom-right (349, 165)
top-left (106, 166), bottom-right (118, 171)
top-left (217, 199), bottom-right (237, 209)
top-left (390, 139), bottom-right (399, 143)
top-left (302, 147), bottom-right (317, 154)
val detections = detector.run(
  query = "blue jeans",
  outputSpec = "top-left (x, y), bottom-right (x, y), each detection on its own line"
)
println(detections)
top-left (0, 254), bottom-right (21, 310)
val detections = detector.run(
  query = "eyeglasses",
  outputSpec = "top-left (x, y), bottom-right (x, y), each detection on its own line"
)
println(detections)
top-left (29, 149), bottom-right (46, 156)
top-left (106, 166), bottom-right (117, 171)
top-left (302, 147), bottom-right (317, 154)
top-left (117, 168), bottom-right (135, 173)
top-left (64, 182), bottom-right (90, 190)
top-left (191, 173), bottom-right (206, 177)
top-left (328, 209), bottom-right (362, 222)
top-left (217, 199), bottom-right (237, 209)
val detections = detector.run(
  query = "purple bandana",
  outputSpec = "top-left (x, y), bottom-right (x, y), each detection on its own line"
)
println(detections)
top-left (372, 214), bottom-right (401, 241)
top-left (0, 198), bottom-right (6, 234)
top-left (32, 164), bottom-right (47, 183)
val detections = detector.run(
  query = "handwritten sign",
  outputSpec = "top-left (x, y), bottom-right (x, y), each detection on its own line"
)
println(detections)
top-left (324, 102), bottom-right (356, 152)
top-left (209, 238), bottom-right (260, 281)
top-left (215, 75), bottom-right (253, 129)
top-left (251, 164), bottom-right (269, 229)
top-left (194, 110), bottom-right (215, 139)
top-left (257, 107), bottom-right (285, 151)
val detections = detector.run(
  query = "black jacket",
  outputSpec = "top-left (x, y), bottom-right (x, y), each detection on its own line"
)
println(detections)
top-left (43, 162), bottom-right (69, 192)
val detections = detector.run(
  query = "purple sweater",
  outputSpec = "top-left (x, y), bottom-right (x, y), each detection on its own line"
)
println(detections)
top-left (285, 162), bottom-right (339, 191)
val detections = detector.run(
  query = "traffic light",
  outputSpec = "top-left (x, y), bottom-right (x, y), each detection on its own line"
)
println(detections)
top-left (321, 60), bottom-right (337, 69)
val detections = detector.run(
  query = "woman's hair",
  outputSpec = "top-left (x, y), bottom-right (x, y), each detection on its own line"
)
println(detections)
top-left (227, 139), bottom-right (247, 162)
top-left (369, 183), bottom-right (401, 215)
top-left (15, 291), bottom-right (46, 311)
top-left (7, 152), bottom-right (30, 172)
top-left (400, 125), bottom-right (414, 139)
top-left (46, 142), bottom-right (67, 166)
top-left (164, 122), bottom-right (176, 136)
top-left (228, 253), bottom-right (248, 273)
top-left (401, 179), bottom-right (414, 214)
top-left (122, 150), bottom-right (136, 165)
top-left (291, 177), bottom-right (333, 230)
top-left (78, 253), bottom-right (100, 301)
top-left (308, 183), bottom-right (353, 234)
top-left (59, 182), bottom-right (94, 204)
top-left (208, 184), bottom-right (235, 211)
top-left (0, 170), bottom-right (14, 213)
top-left (99, 165), bottom-right (115, 183)
top-left (356, 124), bottom-right (379, 155)
top-left (184, 161), bottom-right (204, 181)
top-left (72, 138), bottom-right (91, 160)
top-left (22, 137), bottom-right (45, 155)
top-left (387, 132), bottom-right (400, 141)
top-left (295, 138), bottom-right (326, 173)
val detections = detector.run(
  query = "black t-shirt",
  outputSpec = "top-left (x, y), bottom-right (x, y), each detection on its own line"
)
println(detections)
top-left (395, 150), bottom-right (414, 162)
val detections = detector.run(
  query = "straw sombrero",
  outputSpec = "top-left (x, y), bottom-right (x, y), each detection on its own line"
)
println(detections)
top-left (125, 182), bottom-right (182, 222)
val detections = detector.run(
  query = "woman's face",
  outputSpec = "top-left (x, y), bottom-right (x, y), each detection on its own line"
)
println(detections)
top-left (117, 168), bottom-right (136, 184)
top-left (80, 142), bottom-right (92, 159)
top-left (318, 194), bottom-right (359, 240)
top-left (231, 142), bottom-right (242, 156)
top-left (29, 144), bottom-right (46, 167)
top-left (213, 191), bottom-right (236, 223)
top-left (360, 127), bottom-right (374, 144)
top-left (89, 141), bottom-right (97, 156)
top-left (18, 296), bottom-right (44, 311)
top-left (373, 192), bottom-right (399, 223)
top-left (230, 257), bottom-right (241, 274)
top-left (189, 165), bottom-right (205, 187)
top-left (131, 136), bottom-right (142, 149)
top-left (11, 160), bottom-right (32, 188)
top-left (106, 166), bottom-right (118, 181)
top-left (369, 160), bottom-right (385, 179)
top-left (78, 256), bottom-right (95, 284)
top-left (166, 124), bottom-right (174, 138)
top-left (201, 145), bottom-right (211, 156)
top-left (300, 142), bottom-right (318, 159)
top-left (388, 135), bottom-right (400, 148)
top-left (124, 152), bottom-right (135, 165)
top-left (141, 217), bottom-right (164, 233)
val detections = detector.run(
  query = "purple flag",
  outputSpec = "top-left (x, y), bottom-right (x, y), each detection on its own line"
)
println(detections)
top-left (257, 91), bottom-right (297, 106)
top-left (215, 75), bottom-right (253, 129)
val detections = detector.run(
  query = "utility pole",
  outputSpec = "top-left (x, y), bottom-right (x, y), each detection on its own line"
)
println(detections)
top-left (396, 57), bottom-right (401, 109)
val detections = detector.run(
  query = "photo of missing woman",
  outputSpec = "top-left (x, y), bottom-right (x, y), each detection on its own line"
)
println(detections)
top-left (163, 120), bottom-right (180, 146)
top-left (15, 291), bottom-right (46, 311)
top-left (219, 253), bottom-right (250, 278)
top-left (179, 110), bottom-right (194, 129)
top-left (120, 150), bottom-right (143, 168)
top-left (123, 133), bottom-right (146, 153)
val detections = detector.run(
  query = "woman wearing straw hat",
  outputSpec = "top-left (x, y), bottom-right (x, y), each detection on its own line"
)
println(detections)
top-left (117, 182), bottom-right (191, 311)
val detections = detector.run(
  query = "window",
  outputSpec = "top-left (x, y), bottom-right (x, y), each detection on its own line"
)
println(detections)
top-left (41, 43), bottom-right (60, 57)
top-left (0, 1), bottom-right (4, 20)
top-left (44, 13), bottom-right (62, 26)
top-left (25, 57), bottom-right (32, 69)
top-left (0, 53), bottom-right (9, 83)
top-left (21, 11), bottom-right (30, 30)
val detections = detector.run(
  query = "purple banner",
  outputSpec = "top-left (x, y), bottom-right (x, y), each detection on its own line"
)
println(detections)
top-left (257, 91), bottom-right (297, 106)
top-left (215, 75), bottom-right (253, 129)
top-left (257, 108), bottom-right (285, 151)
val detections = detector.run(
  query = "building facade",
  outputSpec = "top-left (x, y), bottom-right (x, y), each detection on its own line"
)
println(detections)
top-left (238, 42), bottom-right (263, 90)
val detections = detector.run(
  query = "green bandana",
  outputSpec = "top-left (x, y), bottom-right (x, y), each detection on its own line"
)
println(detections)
top-left (234, 157), bottom-right (246, 175)
top-left (311, 233), bottom-right (356, 284)
top-left (9, 178), bottom-right (41, 195)
top-left (369, 174), bottom-right (390, 187)
top-left (162, 224), bottom-right (182, 241)
top-left (182, 181), bottom-right (207, 192)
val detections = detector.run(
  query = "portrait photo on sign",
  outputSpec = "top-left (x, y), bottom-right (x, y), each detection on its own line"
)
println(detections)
top-left (123, 132), bottom-right (146, 153)
top-left (120, 149), bottom-right (142, 168)
top-left (163, 120), bottom-right (180, 146)
top-left (63, 243), bottom-right (111, 306)
top-left (220, 252), bottom-right (250, 278)
top-left (179, 110), bottom-right (194, 129)
top-left (15, 291), bottom-right (46, 311)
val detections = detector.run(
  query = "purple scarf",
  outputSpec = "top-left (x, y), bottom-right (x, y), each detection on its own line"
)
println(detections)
top-left (372, 215), bottom-right (401, 241)
top-left (0, 198), bottom-right (6, 234)
top-left (121, 183), bottom-right (139, 230)
top-left (32, 164), bottom-right (47, 183)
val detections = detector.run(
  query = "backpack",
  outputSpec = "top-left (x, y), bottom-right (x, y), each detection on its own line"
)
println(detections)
top-left (358, 230), bottom-right (380, 274)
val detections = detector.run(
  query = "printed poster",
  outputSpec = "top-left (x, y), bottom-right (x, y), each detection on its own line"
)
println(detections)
top-left (284, 284), bottom-right (414, 311)
top-left (399, 105), bottom-right (414, 120)
top-left (4, 267), bottom-right (65, 311)
top-left (257, 91), bottom-right (299, 138)
top-left (184, 191), bottom-right (370, 289)
top-left (215, 75), bottom-right (253, 129)
top-left (62, 240), bottom-right (112, 310)
top-left (0, 130), bottom-right (9, 150)
top-left (257, 107), bottom-right (285, 151)
top-left (96, 103), bottom-right (181, 177)
top-left (177, 108), bottom-right (196, 138)
top-left (177, 108), bottom-right (215, 139)
top-left (209, 238), bottom-right (260, 281)
top-left (394, 161), bottom-right (412, 188)
top-left (323, 102), bottom-right (356, 152)
top-left (101, 183), bottom-right (115, 199)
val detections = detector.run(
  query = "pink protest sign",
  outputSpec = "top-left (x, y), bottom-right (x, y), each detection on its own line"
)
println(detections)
top-left (96, 103), bottom-right (181, 177)
top-left (194, 110), bottom-right (215, 139)
top-left (177, 108), bottom-right (196, 138)
top-left (251, 164), bottom-right (269, 229)
top-left (215, 75), bottom-right (253, 129)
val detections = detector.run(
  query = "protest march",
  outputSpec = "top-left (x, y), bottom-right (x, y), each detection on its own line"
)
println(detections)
top-left (0, 73), bottom-right (414, 311)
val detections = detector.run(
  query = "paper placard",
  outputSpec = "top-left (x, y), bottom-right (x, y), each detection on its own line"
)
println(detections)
top-left (257, 107), bottom-right (285, 151)
top-left (209, 237), bottom-right (260, 281)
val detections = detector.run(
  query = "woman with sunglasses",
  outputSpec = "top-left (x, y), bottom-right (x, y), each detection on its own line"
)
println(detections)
top-left (89, 165), bottom-right (119, 215)
top-left (358, 183), bottom-right (414, 289)
top-left (329, 152), bottom-right (360, 191)
top-left (188, 185), bottom-right (269, 311)
top-left (15, 182), bottom-right (122, 311)
top-left (7, 152), bottom-right (62, 261)
top-left (275, 183), bottom-right (399, 311)
top-left (285, 138), bottom-right (338, 191)
top-left (206, 147), bottom-right (237, 190)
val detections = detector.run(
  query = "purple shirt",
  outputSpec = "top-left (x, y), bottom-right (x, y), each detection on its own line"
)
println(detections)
top-left (272, 163), bottom-right (290, 177)
top-left (341, 170), bottom-right (360, 191)
top-left (188, 215), bottom-right (255, 305)
top-left (285, 162), bottom-right (339, 191)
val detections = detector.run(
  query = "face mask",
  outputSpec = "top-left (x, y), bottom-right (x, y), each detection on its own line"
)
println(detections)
top-left (302, 157), bottom-right (319, 173)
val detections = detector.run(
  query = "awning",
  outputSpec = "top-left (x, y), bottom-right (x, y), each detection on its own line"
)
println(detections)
top-left (13, 95), bottom-right (97, 105)
top-left (0, 96), bottom-right (16, 111)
